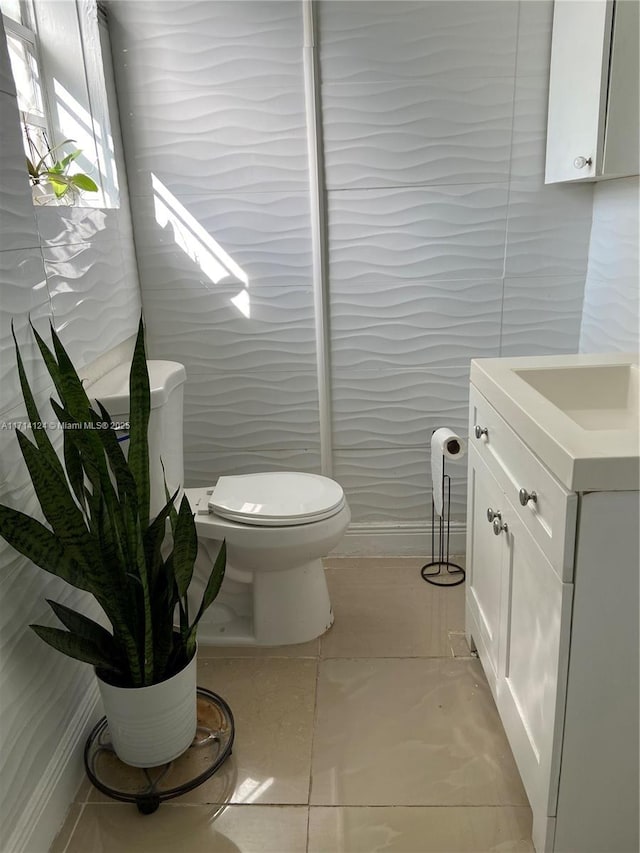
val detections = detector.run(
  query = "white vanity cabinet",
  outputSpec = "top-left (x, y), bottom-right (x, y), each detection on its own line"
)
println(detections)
top-left (466, 383), bottom-right (639, 853)
top-left (545, 0), bottom-right (639, 184)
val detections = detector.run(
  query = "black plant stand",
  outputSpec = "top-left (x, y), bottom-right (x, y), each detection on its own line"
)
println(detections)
top-left (84, 688), bottom-right (234, 814)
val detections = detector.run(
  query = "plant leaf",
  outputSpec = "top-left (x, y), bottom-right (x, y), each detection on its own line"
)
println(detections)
top-left (60, 149), bottom-right (81, 169)
top-left (172, 494), bottom-right (198, 599)
top-left (70, 174), bottom-right (98, 192)
top-left (46, 599), bottom-right (121, 663)
top-left (0, 504), bottom-right (90, 590)
top-left (189, 541), bottom-right (226, 652)
top-left (30, 624), bottom-right (121, 672)
top-left (127, 319), bottom-right (150, 532)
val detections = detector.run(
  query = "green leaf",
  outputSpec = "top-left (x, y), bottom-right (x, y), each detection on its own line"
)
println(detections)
top-left (70, 174), bottom-right (98, 192)
top-left (189, 541), bottom-right (226, 654)
top-left (172, 495), bottom-right (198, 600)
top-left (60, 149), bottom-right (81, 169)
top-left (33, 138), bottom-right (76, 175)
top-left (0, 504), bottom-right (90, 590)
top-left (127, 319), bottom-right (150, 532)
top-left (46, 599), bottom-right (121, 663)
top-left (30, 624), bottom-right (121, 672)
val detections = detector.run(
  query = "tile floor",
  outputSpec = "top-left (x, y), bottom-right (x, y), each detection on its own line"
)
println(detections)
top-left (52, 558), bottom-right (534, 853)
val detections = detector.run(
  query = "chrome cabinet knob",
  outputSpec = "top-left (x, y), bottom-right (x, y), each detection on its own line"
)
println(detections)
top-left (519, 488), bottom-right (538, 506)
top-left (493, 518), bottom-right (508, 536)
top-left (474, 425), bottom-right (488, 439)
top-left (573, 156), bottom-right (593, 169)
top-left (487, 507), bottom-right (501, 523)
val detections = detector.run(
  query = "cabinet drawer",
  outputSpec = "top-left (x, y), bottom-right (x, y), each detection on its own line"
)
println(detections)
top-left (469, 386), bottom-right (577, 581)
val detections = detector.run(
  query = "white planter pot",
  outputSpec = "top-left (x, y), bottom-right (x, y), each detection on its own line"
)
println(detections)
top-left (96, 652), bottom-right (197, 767)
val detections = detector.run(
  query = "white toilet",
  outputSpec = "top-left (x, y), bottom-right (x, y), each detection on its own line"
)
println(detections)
top-left (88, 359), bottom-right (350, 647)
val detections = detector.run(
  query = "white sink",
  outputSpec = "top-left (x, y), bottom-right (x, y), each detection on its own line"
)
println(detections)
top-left (471, 352), bottom-right (640, 491)
top-left (514, 364), bottom-right (639, 431)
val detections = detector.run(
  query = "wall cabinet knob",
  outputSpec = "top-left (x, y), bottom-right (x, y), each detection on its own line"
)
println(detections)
top-left (573, 156), bottom-right (593, 169)
top-left (493, 518), bottom-right (508, 536)
top-left (487, 507), bottom-right (501, 523)
top-left (474, 425), bottom-right (488, 439)
top-left (519, 488), bottom-right (538, 506)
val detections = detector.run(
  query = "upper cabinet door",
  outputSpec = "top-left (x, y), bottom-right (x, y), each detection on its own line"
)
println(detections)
top-left (545, 0), bottom-right (639, 184)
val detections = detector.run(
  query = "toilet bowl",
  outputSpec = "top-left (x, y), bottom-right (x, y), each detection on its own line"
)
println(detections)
top-left (88, 361), bottom-right (350, 647)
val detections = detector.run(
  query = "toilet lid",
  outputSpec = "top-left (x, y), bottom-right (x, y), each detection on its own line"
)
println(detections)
top-left (208, 472), bottom-right (345, 527)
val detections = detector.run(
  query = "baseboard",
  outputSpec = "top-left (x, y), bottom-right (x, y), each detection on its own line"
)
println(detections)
top-left (6, 678), bottom-right (101, 853)
top-left (332, 521), bottom-right (466, 557)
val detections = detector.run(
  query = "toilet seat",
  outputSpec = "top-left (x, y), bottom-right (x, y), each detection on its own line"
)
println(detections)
top-left (208, 472), bottom-right (345, 527)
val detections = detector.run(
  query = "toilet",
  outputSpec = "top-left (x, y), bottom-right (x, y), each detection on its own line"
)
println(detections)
top-left (88, 359), bottom-right (350, 646)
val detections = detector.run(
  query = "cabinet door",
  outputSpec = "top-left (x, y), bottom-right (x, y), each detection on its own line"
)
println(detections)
top-left (465, 447), bottom-right (505, 695)
top-left (545, 0), bottom-right (613, 183)
top-left (496, 505), bottom-right (573, 852)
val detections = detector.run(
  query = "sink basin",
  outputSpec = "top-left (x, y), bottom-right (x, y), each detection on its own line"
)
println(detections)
top-left (471, 352), bottom-right (640, 491)
top-left (514, 364), bottom-right (639, 431)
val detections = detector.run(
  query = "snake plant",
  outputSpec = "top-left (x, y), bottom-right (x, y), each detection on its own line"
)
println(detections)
top-left (0, 319), bottom-right (225, 688)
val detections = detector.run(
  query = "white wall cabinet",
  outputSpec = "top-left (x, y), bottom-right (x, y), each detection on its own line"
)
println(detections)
top-left (545, 0), bottom-right (639, 184)
top-left (466, 385), bottom-right (639, 853)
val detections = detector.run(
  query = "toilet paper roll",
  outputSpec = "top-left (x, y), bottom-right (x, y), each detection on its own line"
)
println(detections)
top-left (431, 428), bottom-right (467, 517)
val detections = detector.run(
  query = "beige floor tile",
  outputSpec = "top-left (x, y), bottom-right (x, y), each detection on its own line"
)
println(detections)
top-left (164, 658), bottom-right (319, 806)
top-left (308, 805), bottom-right (534, 852)
top-left (310, 658), bottom-right (528, 807)
top-left (49, 803), bottom-right (82, 853)
top-left (63, 804), bottom-right (308, 853)
top-left (198, 639), bottom-right (319, 659)
top-left (320, 563), bottom-right (465, 658)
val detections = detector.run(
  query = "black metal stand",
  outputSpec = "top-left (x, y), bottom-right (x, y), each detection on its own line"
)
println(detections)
top-left (420, 441), bottom-right (465, 588)
top-left (84, 688), bottom-right (234, 814)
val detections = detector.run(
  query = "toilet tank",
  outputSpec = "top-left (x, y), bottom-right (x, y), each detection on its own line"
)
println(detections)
top-left (87, 360), bottom-right (187, 518)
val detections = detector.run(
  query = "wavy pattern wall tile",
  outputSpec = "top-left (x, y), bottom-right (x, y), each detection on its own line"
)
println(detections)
top-left (184, 448), bottom-right (322, 489)
top-left (332, 367), bottom-right (470, 450)
top-left (328, 186), bottom-right (508, 284)
top-left (35, 206), bottom-right (111, 248)
top-left (322, 79), bottom-right (514, 188)
top-left (331, 280), bottom-right (502, 370)
top-left (121, 88), bottom-right (308, 196)
top-left (133, 192), bottom-right (312, 289)
top-left (516, 0), bottom-right (554, 77)
top-left (333, 448), bottom-right (468, 524)
top-left (505, 180), bottom-right (594, 277)
top-left (0, 249), bottom-right (52, 414)
top-left (583, 178), bottom-right (640, 281)
top-left (0, 92), bottom-right (39, 252)
top-left (44, 236), bottom-right (142, 368)
top-left (501, 276), bottom-right (584, 357)
top-left (143, 285), bottom-right (316, 374)
top-left (183, 371), bottom-right (320, 451)
top-left (579, 278), bottom-right (640, 353)
top-left (317, 0), bottom-right (518, 82)
top-left (510, 76), bottom-right (549, 181)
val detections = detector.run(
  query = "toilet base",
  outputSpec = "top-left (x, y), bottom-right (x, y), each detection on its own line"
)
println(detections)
top-left (196, 558), bottom-right (334, 647)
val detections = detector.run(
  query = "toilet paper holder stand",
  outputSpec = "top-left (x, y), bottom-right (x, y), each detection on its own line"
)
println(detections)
top-left (420, 440), bottom-right (466, 588)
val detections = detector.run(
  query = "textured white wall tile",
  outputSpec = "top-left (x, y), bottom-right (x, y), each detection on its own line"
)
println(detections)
top-left (516, 0), bottom-right (554, 78)
top-left (143, 285), bottom-right (316, 373)
top-left (318, 0), bottom-right (518, 82)
top-left (35, 206), bottom-right (112, 248)
top-left (120, 87), bottom-right (309, 196)
top-left (579, 277), bottom-right (640, 353)
top-left (322, 78), bottom-right (514, 189)
top-left (510, 76), bottom-right (549, 180)
top-left (584, 177), bottom-right (640, 282)
top-left (330, 280), bottom-right (502, 370)
top-left (328, 186), bottom-right (509, 284)
top-left (133, 192), bottom-right (312, 289)
top-left (184, 448), bottom-right (321, 488)
top-left (0, 249), bottom-right (52, 414)
top-left (333, 447), bottom-right (467, 524)
top-left (0, 92), bottom-right (39, 252)
top-left (501, 276), bottom-right (584, 357)
top-left (505, 180), bottom-right (594, 277)
top-left (183, 371), bottom-right (320, 451)
top-left (44, 236), bottom-right (142, 369)
top-left (332, 366), bottom-right (470, 450)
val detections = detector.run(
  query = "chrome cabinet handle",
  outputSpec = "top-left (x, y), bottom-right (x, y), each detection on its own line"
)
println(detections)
top-left (573, 156), bottom-right (593, 169)
top-left (474, 425), bottom-right (488, 439)
top-left (486, 507), bottom-right (501, 523)
top-left (519, 488), bottom-right (537, 506)
top-left (493, 518), bottom-right (508, 536)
